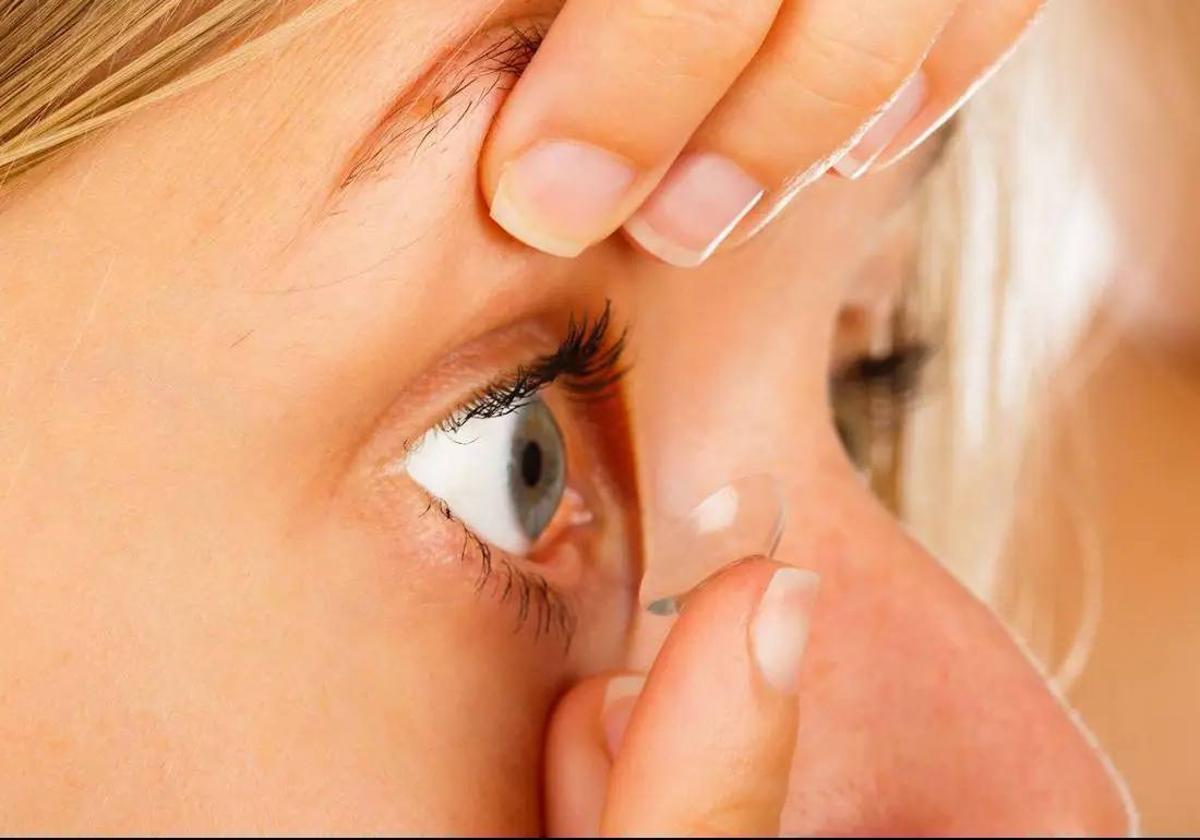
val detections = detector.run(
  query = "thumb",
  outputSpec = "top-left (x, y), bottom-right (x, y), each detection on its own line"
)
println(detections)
top-left (606, 558), bottom-right (818, 836)
top-left (541, 559), bottom-right (818, 836)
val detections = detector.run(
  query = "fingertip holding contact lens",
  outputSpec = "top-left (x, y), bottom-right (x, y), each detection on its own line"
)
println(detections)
top-left (640, 473), bottom-right (787, 616)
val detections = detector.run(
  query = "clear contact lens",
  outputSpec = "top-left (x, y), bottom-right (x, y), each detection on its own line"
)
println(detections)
top-left (639, 472), bottom-right (786, 616)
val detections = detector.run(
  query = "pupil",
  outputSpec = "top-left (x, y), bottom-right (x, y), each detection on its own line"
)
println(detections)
top-left (521, 441), bottom-right (543, 488)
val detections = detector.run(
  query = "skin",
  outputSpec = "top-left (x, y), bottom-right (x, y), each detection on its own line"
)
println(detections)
top-left (0, 0), bottom-right (1131, 833)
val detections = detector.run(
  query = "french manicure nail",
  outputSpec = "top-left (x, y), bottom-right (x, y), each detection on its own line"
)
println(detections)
top-left (624, 153), bottom-right (765, 268)
top-left (602, 674), bottom-right (645, 759)
top-left (833, 71), bottom-right (929, 181)
top-left (750, 568), bottom-right (820, 694)
top-left (490, 140), bottom-right (639, 258)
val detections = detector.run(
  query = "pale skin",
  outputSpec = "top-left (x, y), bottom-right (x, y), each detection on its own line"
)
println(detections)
top-left (0, 0), bottom-right (1129, 833)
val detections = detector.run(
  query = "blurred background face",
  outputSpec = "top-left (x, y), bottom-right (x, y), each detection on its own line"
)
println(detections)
top-left (0, 0), bottom-right (1128, 833)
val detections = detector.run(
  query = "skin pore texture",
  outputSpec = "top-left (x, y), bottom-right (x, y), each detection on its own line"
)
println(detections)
top-left (0, 0), bottom-right (1131, 833)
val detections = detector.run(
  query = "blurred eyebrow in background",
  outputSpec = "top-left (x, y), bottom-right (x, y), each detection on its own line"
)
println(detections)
top-left (336, 22), bottom-right (546, 190)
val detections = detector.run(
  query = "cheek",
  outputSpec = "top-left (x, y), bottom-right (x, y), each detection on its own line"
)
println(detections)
top-left (0, 514), bottom-right (553, 833)
top-left (195, 516), bottom-right (561, 833)
top-left (283, 611), bottom-right (551, 834)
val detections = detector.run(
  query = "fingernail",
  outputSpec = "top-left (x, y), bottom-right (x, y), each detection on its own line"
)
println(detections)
top-left (833, 71), bottom-right (928, 181)
top-left (601, 674), bottom-right (645, 759)
top-left (750, 568), bottom-right (820, 694)
top-left (490, 140), bottom-right (639, 258)
top-left (624, 153), bottom-right (765, 268)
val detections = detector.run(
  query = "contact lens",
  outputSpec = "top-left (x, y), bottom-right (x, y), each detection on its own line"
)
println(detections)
top-left (639, 473), bottom-right (786, 616)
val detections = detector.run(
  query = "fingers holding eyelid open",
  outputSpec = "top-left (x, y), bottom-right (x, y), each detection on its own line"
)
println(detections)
top-left (480, 0), bottom-right (785, 258)
top-left (482, 0), bottom-right (1042, 267)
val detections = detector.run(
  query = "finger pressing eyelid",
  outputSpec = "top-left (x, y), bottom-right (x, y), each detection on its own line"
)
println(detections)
top-left (479, 0), bottom-right (785, 258)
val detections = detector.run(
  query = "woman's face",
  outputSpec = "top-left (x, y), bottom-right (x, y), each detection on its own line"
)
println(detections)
top-left (0, 0), bottom-right (1129, 832)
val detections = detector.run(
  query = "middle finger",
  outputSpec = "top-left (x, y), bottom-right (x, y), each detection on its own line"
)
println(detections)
top-left (624, 0), bottom-right (961, 267)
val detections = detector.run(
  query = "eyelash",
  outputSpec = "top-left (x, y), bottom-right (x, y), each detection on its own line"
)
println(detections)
top-left (830, 342), bottom-right (933, 470)
top-left (833, 342), bottom-right (931, 401)
top-left (438, 302), bottom-right (627, 434)
top-left (420, 496), bottom-right (578, 650)
top-left (417, 303), bottom-right (625, 649)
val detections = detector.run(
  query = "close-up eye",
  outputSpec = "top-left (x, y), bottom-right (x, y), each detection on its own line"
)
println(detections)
top-left (371, 304), bottom-right (637, 645)
top-left (405, 396), bottom-right (566, 556)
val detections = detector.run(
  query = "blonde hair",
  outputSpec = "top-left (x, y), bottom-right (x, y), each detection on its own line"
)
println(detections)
top-left (903, 1), bottom-right (1112, 685)
top-left (0, 0), bottom-right (356, 179)
top-left (903, 0), bottom-right (1200, 686)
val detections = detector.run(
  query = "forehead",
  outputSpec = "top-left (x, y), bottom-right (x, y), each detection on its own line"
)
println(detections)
top-left (6, 0), bottom-right (930, 391)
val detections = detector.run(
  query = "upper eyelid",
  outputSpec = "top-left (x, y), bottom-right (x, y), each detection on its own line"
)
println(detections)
top-left (435, 304), bottom-right (626, 435)
top-left (335, 23), bottom-right (545, 191)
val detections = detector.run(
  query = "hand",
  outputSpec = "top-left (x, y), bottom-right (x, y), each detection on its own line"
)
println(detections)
top-left (481, 0), bottom-right (1043, 267)
top-left (543, 559), bottom-right (819, 836)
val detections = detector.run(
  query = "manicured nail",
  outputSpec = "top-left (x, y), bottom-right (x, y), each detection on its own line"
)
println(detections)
top-left (602, 674), bottom-right (646, 759)
top-left (624, 153), bottom-right (765, 268)
top-left (833, 71), bottom-right (928, 181)
top-left (490, 140), bottom-right (638, 258)
top-left (750, 568), bottom-right (820, 694)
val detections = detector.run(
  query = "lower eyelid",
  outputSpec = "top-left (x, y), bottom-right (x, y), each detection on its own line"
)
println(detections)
top-left (413, 490), bottom-right (579, 647)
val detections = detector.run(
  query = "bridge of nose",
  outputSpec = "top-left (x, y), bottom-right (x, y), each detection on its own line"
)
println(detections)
top-left (618, 264), bottom-right (838, 670)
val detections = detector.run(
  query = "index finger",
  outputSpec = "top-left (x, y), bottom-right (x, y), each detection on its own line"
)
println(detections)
top-left (480, 0), bottom-right (784, 258)
top-left (603, 560), bottom-right (819, 836)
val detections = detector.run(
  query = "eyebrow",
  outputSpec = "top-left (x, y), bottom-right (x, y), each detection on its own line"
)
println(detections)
top-left (335, 23), bottom-right (545, 191)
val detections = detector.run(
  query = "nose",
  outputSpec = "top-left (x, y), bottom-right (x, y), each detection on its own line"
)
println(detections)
top-left (778, 475), bottom-right (1133, 834)
top-left (614, 233), bottom-right (1133, 833)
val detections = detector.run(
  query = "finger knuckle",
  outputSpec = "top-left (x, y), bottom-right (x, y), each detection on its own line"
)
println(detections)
top-left (624, 0), bottom-right (766, 53)
top-left (794, 26), bottom-right (915, 112)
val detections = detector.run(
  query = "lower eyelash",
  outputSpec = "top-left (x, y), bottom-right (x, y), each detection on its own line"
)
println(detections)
top-left (420, 497), bottom-right (577, 651)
